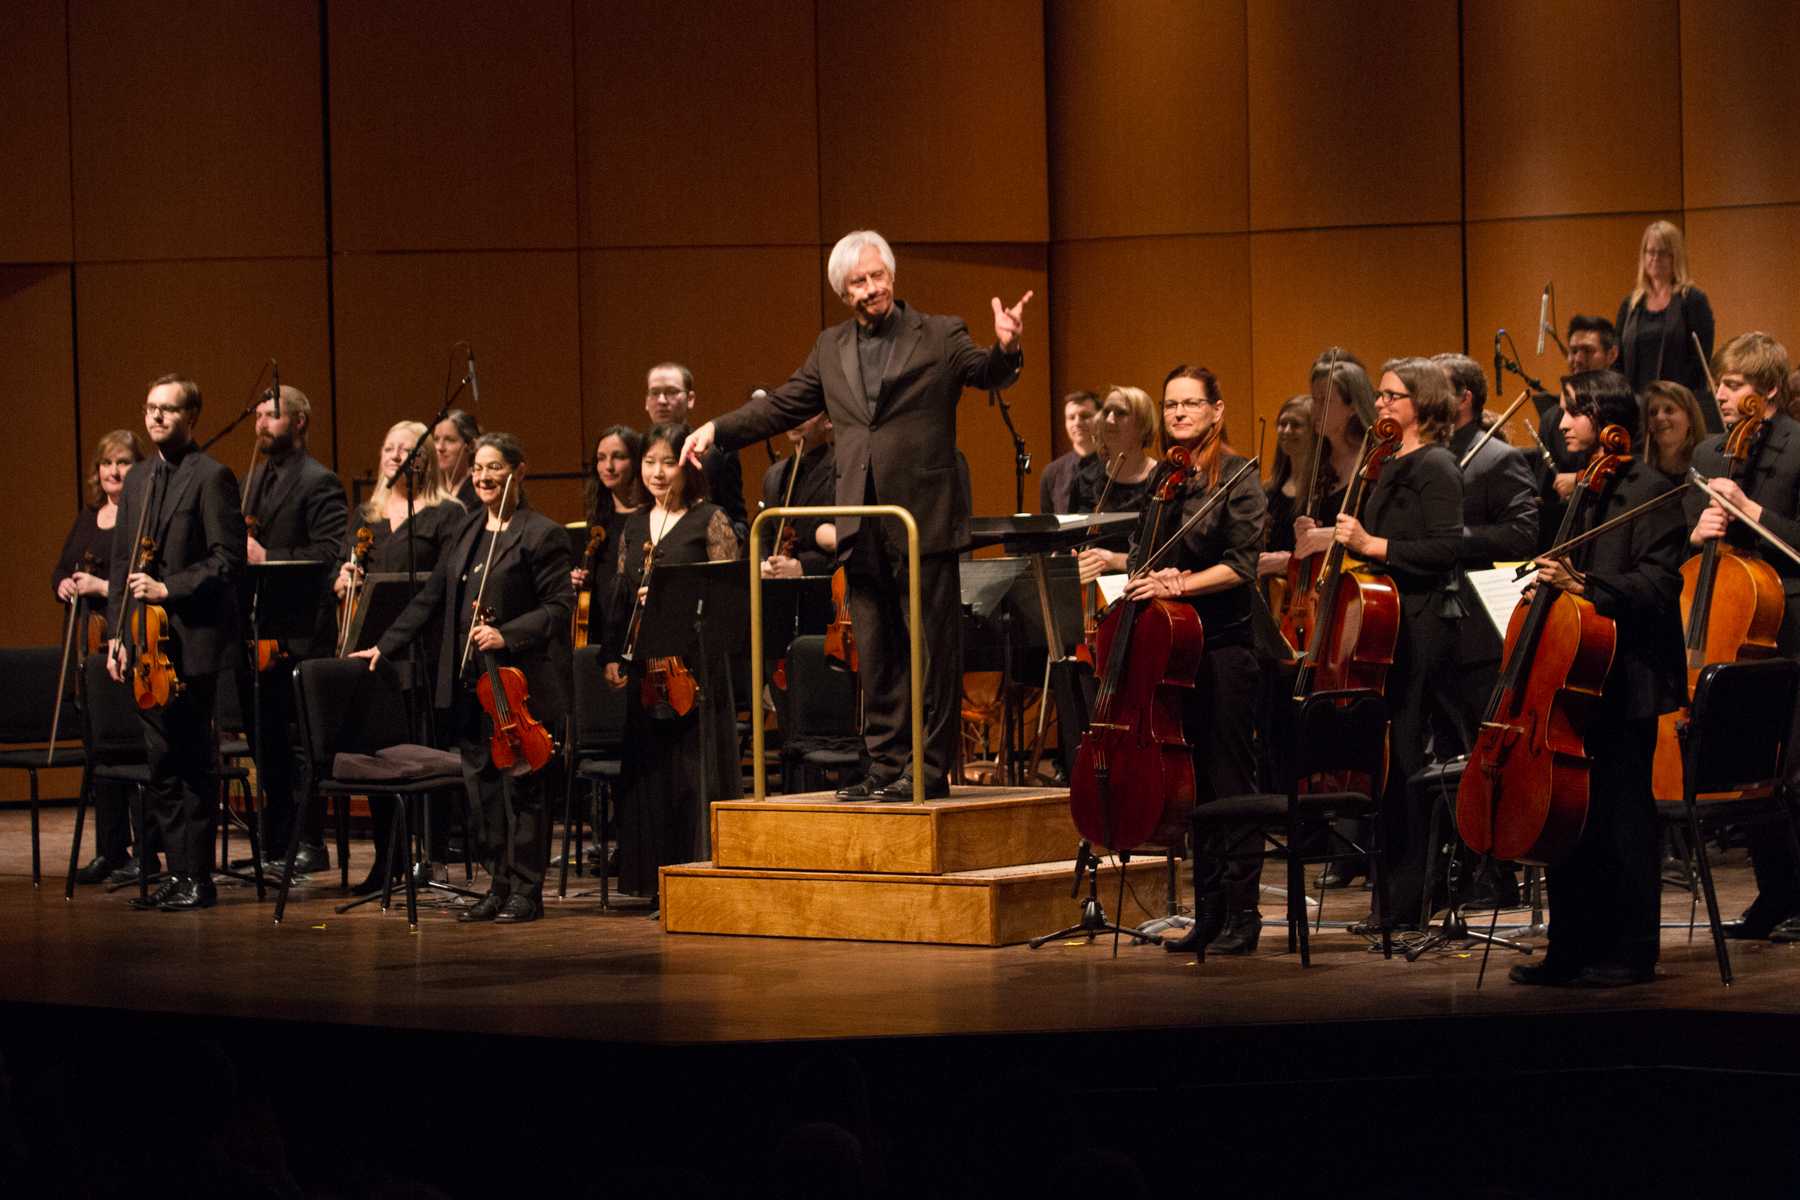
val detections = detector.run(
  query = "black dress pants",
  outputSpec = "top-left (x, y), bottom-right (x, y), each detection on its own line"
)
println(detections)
top-left (1381, 598), bottom-right (1465, 915)
top-left (138, 673), bottom-right (219, 879)
top-left (453, 694), bottom-right (547, 895)
top-left (1185, 643), bottom-right (1263, 914)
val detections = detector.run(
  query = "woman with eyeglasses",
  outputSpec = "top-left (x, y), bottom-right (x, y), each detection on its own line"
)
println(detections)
top-left (570, 425), bottom-right (649, 649)
top-left (1329, 357), bottom-right (1467, 932)
top-left (1616, 221), bottom-right (1715, 427)
top-left (1074, 386), bottom-right (1161, 576)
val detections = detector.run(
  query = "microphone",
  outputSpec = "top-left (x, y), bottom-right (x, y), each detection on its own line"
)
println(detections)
top-left (1536, 285), bottom-right (1551, 356)
top-left (271, 359), bottom-right (281, 416)
top-left (1494, 330), bottom-right (1506, 397)
top-left (465, 348), bottom-right (481, 408)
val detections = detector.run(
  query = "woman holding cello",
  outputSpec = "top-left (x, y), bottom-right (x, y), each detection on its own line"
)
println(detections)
top-left (1507, 370), bottom-right (1686, 986)
top-left (356, 433), bottom-right (574, 925)
top-left (604, 422), bottom-right (742, 909)
top-left (1330, 357), bottom-right (1466, 926)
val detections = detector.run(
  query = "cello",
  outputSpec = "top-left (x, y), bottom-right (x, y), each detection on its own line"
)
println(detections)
top-left (1455, 424), bottom-right (1633, 865)
top-left (1652, 406), bottom-right (1784, 801)
top-left (1067, 446), bottom-right (1204, 852)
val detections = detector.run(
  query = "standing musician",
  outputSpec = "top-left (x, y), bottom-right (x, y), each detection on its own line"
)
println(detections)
top-left (1073, 387), bottom-right (1160, 566)
top-left (58, 430), bottom-right (147, 885)
top-left (760, 411), bottom-right (838, 579)
top-left (354, 434), bottom-right (574, 924)
top-left (105, 375), bottom-right (247, 912)
top-left (1331, 357), bottom-right (1466, 928)
top-left (243, 385), bottom-right (349, 878)
top-left (1113, 366), bottom-right (1267, 955)
top-left (1040, 390), bottom-right (1098, 515)
top-left (1256, 394), bottom-right (1314, 598)
top-left (433, 409), bottom-right (481, 511)
top-left (643, 362), bottom-right (749, 541)
top-left (1510, 369), bottom-right (1686, 987)
top-left (1537, 316), bottom-right (1621, 544)
top-left (1681, 333), bottom-right (1800, 942)
top-left (683, 229), bottom-right (1031, 802)
top-left (570, 424), bottom-right (650, 647)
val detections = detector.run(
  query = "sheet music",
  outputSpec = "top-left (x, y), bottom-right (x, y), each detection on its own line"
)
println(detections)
top-left (1096, 573), bottom-right (1128, 606)
top-left (1466, 566), bottom-right (1531, 637)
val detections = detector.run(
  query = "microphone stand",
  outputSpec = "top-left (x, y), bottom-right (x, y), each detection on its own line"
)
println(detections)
top-left (200, 359), bottom-right (277, 454)
top-left (988, 388), bottom-right (1031, 514)
top-left (1494, 331), bottom-right (1549, 396)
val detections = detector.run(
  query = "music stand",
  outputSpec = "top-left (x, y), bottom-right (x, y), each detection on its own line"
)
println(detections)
top-left (631, 561), bottom-right (749, 813)
top-left (959, 555), bottom-right (1083, 783)
top-left (342, 571), bottom-right (426, 653)
top-left (246, 560), bottom-right (332, 888)
top-left (760, 576), bottom-right (835, 662)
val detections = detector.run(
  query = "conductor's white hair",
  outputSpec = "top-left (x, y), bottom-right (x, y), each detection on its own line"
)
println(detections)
top-left (827, 230), bottom-right (896, 298)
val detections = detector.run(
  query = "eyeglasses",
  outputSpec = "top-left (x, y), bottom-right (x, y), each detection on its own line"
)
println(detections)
top-left (1374, 389), bottom-right (1413, 403)
top-left (469, 464), bottom-right (513, 477)
top-left (1643, 247), bottom-right (1672, 259)
top-left (647, 386), bottom-right (688, 399)
top-left (144, 402), bottom-right (188, 417)
top-left (1162, 398), bottom-right (1215, 412)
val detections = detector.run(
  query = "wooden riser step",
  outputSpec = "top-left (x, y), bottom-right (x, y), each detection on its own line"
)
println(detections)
top-left (660, 857), bottom-right (1163, 946)
top-left (711, 786), bottom-right (1079, 875)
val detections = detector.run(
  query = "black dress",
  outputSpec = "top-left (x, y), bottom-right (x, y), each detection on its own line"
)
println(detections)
top-left (1073, 462), bottom-right (1158, 554)
top-left (578, 500), bottom-right (646, 651)
top-left (610, 501), bottom-right (743, 899)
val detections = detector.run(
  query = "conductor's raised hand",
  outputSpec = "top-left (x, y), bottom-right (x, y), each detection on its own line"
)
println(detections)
top-left (991, 291), bottom-right (1034, 351)
top-left (682, 421), bottom-right (718, 471)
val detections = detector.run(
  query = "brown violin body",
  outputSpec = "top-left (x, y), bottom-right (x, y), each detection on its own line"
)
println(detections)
top-left (824, 565), bottom-right (859, 674)
top-left (1278, 552), bottom-right (1323, 653)
top-left (130, 600), bottom-right (182, 710)
top-left (642, 655), bottom-right (699, 717)
top-left (1302, 564), bottom-right (1398, 694)
top-left (572, 524), bottom-right (606, 651)
top-left (477, 656), bottom-right (555, 774)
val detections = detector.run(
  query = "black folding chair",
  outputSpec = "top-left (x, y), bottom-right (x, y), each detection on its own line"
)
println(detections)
top-left (776, 635), bottom-right (862, 793)
top-left (560, 646), bottom-right (627, 901)
top-left (1656, 658), bottom-right (1800, 986)
top-left (1192, 689), bottom-right (1393, 965)
top-left (0, 646), bottom-right (83, 886)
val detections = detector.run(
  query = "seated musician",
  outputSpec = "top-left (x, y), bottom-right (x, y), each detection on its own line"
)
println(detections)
top-left (354, 433), bottom-right (574, 925)
top-left (333, 419), bottom-right (466, 894)
top-left (760, 411), bottom-right (838, 579)
top-left (1511, 369), bottom-right (1685, 987)
top-left (1074, 386), bottom-right (1161, 577)
top-left (570, 424), bottom-right (649, 648)
top-left (1040, 390), bottom-right (1098, 515)
top-left (1683, 333), bottom-right (1800, 942)
top-left (1645, 380), bottom-right (1706, 481)
top-left (58, 429), bottom-right (149, 885)
top-left (1331, 357), bottom-right (1465, 929)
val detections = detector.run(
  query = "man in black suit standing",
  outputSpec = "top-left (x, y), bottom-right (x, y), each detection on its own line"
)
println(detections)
top-left (107, 375), bottom-right (248, 911)
top-left (685, 229), bottom-right (1031, 800)
top-left (242, 385), bottom-right (348, 875)
top-left (644, 361), bottom-right (748, 540)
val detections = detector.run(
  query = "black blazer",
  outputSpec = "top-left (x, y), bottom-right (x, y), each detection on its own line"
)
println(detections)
top-left (106, 447), bottom-right (247, 678)
top-left (711, 300), bottom-right (1022, 557)
top-left (377, 504), bottom-right (574, 724)
top-left (1576, 459), bottom-right (1687, 721)
top-left (245, 450), bottom-right (349, 657)
top-left (1685, 409), bottom-right (1800, 654)
top-left (1452, 424), bottom-right (1539, 568)
top-left (1616, 287), bottom-right (1716, 425)
top-left (1365, 443), bottom-right (1464, 608)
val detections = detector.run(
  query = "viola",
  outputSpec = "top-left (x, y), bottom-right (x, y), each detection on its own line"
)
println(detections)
top-left (1652, 406), bottom-right (1784, 801)
top-left (1455, 424), bottom-right (1632, 865)
top-left (471, 605), bottom-right (556, 775)
top-left (1068, 445), bottom-right (1204, 851)
top-left (122, 535), bottom-right (182, 711)
top-left (824, 565), bottom-right (859, 675)
top-left (619, 536), bottom-right (700, 716)
top-left (336, 525), bottom-right (374, 656)
top-left (571, 523), bottom-right (606, 651)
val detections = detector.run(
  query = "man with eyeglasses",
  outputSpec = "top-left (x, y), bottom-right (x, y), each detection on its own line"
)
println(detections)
top-left (105, 375), bottom-right (247, 911)
top-left (643, 362), bottom-right (747, 540)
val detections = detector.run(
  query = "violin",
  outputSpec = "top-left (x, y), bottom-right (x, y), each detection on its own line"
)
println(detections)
top-left (619, 537), bottom-right (699, 718)
top-left (1292, 417), bottom-right (1404, 701)
top-left (571, 523), bottom-right (606, 651)
top-left (122, 533), bottom-right (182, 711)
top-left (1068, 445), bottom-right (1204, 851)
top-left (824, 565), bottom-right (859, 675)
top-left (335, 525), bottom-right (374, 656)
top-left (1652, 405), bottom-right (1784, 801)
top-left (471, 605), bottom-right (556, 775)
top-left (1456, 424), bottom-right (1632, 865)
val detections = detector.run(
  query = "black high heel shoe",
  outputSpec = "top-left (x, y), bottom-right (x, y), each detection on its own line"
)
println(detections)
top-left (1163, 892), bottom-right (1225, 955)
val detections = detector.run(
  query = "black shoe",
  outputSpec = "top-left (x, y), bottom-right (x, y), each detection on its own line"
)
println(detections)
top-left (107, 855), bottom-right (159, 887)
top-left (1164, 892), bottom-right (1226, 954)
top-left (287, 842), bottom-right (331, 875)
top-left (494, 893), bottom-right (542, 924)
top-left (1767, 915), bottom-right (1800, 944)
top-left (1724, 899), bottom-right (1794, 940)
top-left (129, 876), bottom-right (185, 910)
top-left (1209, 911), bottom-right (1263, 956)
top-left (834, 776), bottom-right (891, 801)
top-left (1348, 914), bottom-right (1417, 936)
top-left (159, 876), bottom-right (217, 911)
top-left (74, 856), bottom-right (119, 886)
top-left (1316, 862), bottom-right (1367, 889)
top-left (1573, 962), bottom-right (1656, 988)
top-left (876, 775), bottom-right (949, 802)
top-left (458, 891), bottom-right (508, 923)
top-left (1509, 960), bottom-right (1580, 987)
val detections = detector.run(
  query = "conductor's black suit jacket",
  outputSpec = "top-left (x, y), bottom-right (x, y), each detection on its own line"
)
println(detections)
top-left (107, 446), bottom-right (247, 678)
top-left (710, 301), bottom-right (1021, 557)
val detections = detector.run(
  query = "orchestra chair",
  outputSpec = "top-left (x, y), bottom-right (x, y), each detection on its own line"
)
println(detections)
top-left (280, 657), bottom-right (462, 930)
top-left (0, 646), bottom-right (82, 886)
top-left (1656, 658), bottom-right (1800, 986)
top-left (205, 667), bottom-right (267, 893)
top-left (1191, 689), bottom-right (1393, 966)
top-left (559, 646), bottom-right (627, 902)
top-left (776, 635), bottom-right (861, 794)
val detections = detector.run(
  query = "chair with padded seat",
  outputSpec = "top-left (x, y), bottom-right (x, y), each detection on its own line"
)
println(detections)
top-left (0, 646), bottom-right (84, 887)
top-left (776, 635), bottom-right (862, 794)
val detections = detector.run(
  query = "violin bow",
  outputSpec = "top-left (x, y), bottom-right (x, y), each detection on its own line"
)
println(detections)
top-left (1690, 467), bottom-right (1800, 568)
top-left (1458, 390), bottom-right (1532, 469)
top-left (1132, 454), bottom-right (1262, 579)
top-left (459, 473), bottom-right (514, 674)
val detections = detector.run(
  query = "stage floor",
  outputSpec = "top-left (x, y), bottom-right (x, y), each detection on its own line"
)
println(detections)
top-left (6, 805), bottom-right (1800, 1047)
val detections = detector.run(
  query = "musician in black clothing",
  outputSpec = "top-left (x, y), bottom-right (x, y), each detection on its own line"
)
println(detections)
top-left (570, 425), bottom-right (649, 649)
top-left (1537, 316), bottom-right (1621, 544)
top-left (645, 362), bottom-right (748, 541)
top-left (58, 430), bottom-right (146, 884)
top-left (1332, 357), bottom-right (1465, 928)
top-left (760, 411), bottom-right (838, 579)
top-left (243, 386), bottom-right (349, 876)
top-left (1040, 390), bottom-right (1098, 515)
top-left (1510, 370), bottom-right (1686, 987)
top-left (1074, 387), bottom-right (1161, 571)
top-left (1680, 334), bottom-right (1800, 942)
top-left (433, 409), bottom-right (480, 511)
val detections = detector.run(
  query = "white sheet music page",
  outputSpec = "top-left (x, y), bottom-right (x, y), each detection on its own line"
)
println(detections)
top-left (1466, 565), bottom-right (1532, 636)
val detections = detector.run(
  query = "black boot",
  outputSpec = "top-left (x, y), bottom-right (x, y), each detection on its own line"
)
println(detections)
top-left (1163, 891), bottom-right (1225, 955)
top-left (1208, 911), bottom-right (1262, 955)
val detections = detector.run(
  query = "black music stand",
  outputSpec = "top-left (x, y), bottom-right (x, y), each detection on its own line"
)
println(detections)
top-left (760, 576), bottom-right (835, 662)
top-left (631, 562), bottom-right (749, 813)
top-left (960, 556), bottom-right (1082, 784)
top-left (245, 560), bottom-right (331, 887)
top-left (342, 571), bottom-right (425, 653)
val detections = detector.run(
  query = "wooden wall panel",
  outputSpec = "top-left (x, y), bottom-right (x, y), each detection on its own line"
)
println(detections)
top-left (330, 0), bottom-right (578, 252)
top-left (817, 0), bottom-right (1048, 244)
top-left (0, 0), bottom-right (73, 263)
top-left (575, 0), bottom-right (819, 248)
top-left (1463, 0), bottom-right (1682, 220)
top-left (1045, 0), bottom-right (1248, 240)
top-left (1686, 205), bottom-right (1800, 355)
top-left (74, 260), bottom-right (334, 479)
top-left (1246, 0), bottom-right (1460, 231)
top-left (887, 244), bottom-right (1051, 517)
top-left (2, 267), bottom-right (78, 647)
top-left (68, 0), bottom-right (323, 262)
top-left (1681, 0), bottom-right (1800, 209)
top-left (580, 246), bottom-right (825, 521)
top-left (1465, 212), bottom-right (1675, 394)
top-left (1048, 235), bottom-right (1255, 463)
top-left (1249, 225), bottom-right (1465, 417)
top-left (333, 252), bottom-right (581, 487)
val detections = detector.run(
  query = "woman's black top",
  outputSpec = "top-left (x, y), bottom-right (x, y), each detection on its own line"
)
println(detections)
top-left (53, 506), bottom-right (119, 594)
top-left (605, 501), bottom-right (741, 656)
top-left (349, 498), bottom-right (468, 578)
top-left (1127, 452), bottom-right (1266, 650)
top-left (1616, 287), bottom-right (1716, 426)
top-left (1073, 459), bottom-right (1158, 554)
top-left (1263, 485), bottom-right (1297, 555)
top-left (1362, 444), bottom-right (1463, 600)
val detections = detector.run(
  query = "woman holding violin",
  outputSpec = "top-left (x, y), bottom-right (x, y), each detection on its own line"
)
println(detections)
top-left (357, 433), bottom-right (573, 924)
top-left (1509, 370), bottom-right (1685, 987)
top-left (1330, 357), bottom-right (1466, 925)
top-left (58, 429), bottom-right (146, 884)
top-left (1287, 351), bottom-right (1372, 595)
top-left (605, 422), bottom-right (742, 908)
top-left (1681, 333), bottom-right (1800, 943)
top-left (570, 424), bottom-right (649, 647)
